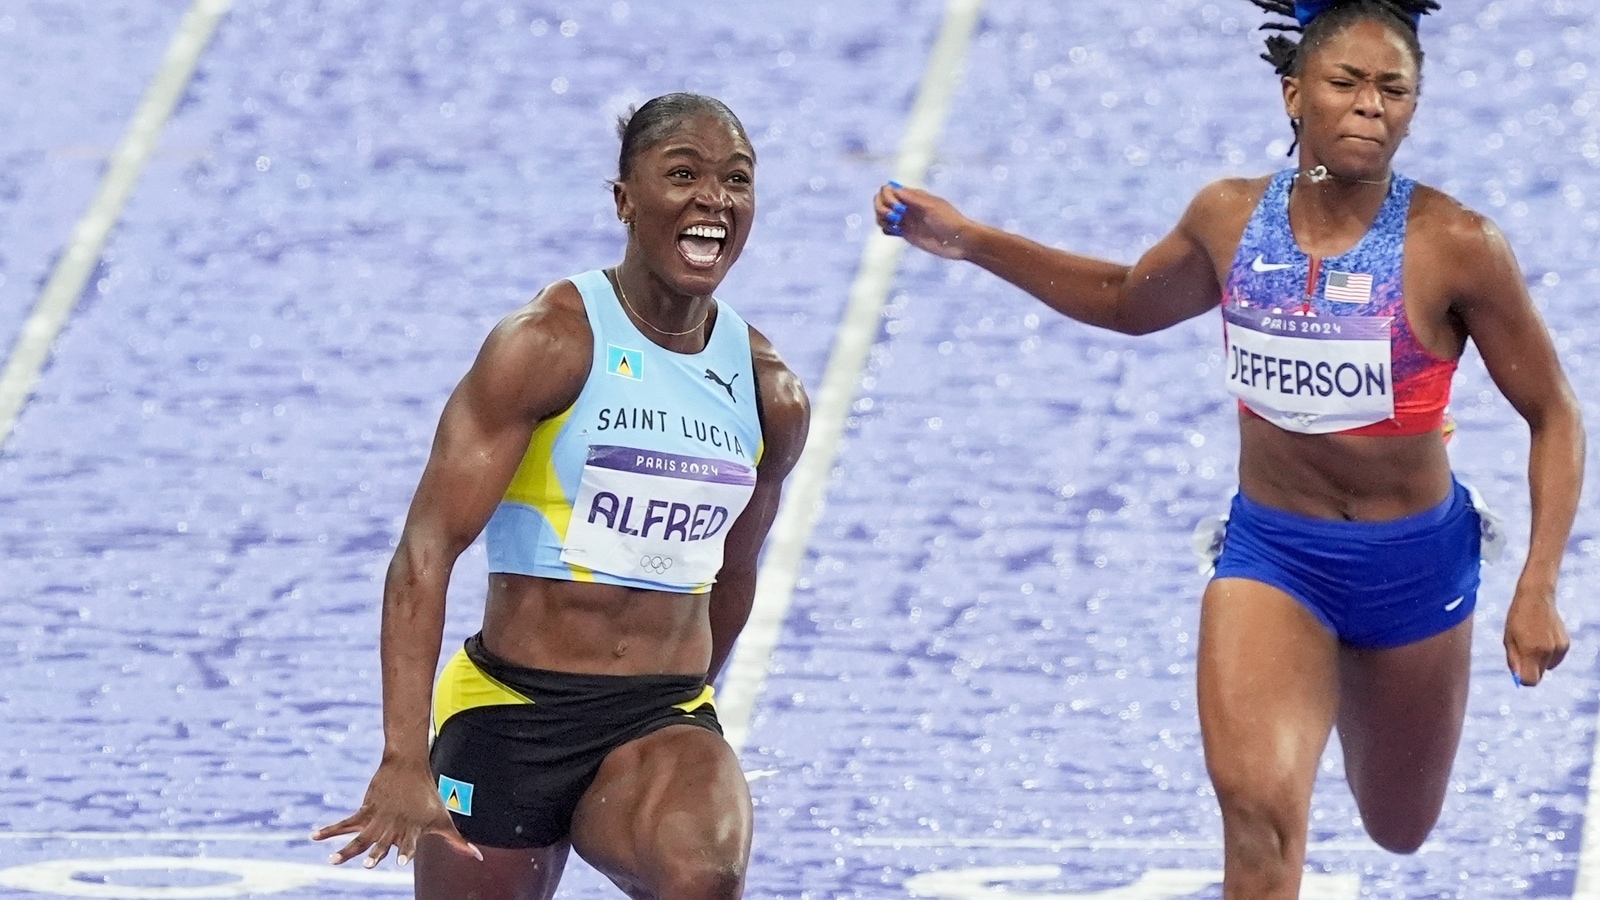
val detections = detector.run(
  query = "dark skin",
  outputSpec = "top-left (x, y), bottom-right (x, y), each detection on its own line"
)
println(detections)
top-left (313, 113), bottom-right (810, 900)
top-left (875, 18), bottom-right (1581, 900)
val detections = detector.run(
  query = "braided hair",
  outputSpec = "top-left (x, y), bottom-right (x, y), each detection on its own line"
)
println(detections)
top-left (1247, 0), bottom-right (1438, 153)
top-left (1248, 0), bottom-right (1437, 76)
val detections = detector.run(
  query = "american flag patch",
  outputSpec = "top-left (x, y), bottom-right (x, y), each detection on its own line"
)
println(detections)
top-left (1324, 270), bottom-right (1373, 304)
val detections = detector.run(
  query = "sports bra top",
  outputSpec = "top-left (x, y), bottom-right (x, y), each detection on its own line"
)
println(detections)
top-left (1220, 169), bottom-right (1455, 436)
top-left (483, 269), bottom-right (763, 593)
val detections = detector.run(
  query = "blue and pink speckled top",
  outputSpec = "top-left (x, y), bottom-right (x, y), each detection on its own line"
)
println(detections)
top-left (1221, 169), bottom-right (1456, 436)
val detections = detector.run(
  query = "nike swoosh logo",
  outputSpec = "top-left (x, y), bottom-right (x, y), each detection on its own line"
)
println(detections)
top-left (1444, 596), bottom-right (1465, 612)
top-left (1251, 255), bottom-right (1294, 273)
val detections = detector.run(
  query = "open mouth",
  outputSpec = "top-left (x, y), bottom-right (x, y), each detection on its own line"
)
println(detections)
top-left (678, 224), bottom-right (727, 268)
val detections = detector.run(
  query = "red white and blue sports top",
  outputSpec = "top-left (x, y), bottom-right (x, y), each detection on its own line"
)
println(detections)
top-left (1221, 170), bottom-right (1456, 436)
top-left (484, 269), bottom-right (763, 594)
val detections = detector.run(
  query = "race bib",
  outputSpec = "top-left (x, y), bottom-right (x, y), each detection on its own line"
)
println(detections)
top-left (562, 445), bottom-right (757, 587)
top-left (1224, 306), bottom-right (1394, 435)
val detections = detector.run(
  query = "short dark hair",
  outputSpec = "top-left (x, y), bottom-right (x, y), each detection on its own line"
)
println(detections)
top-left (614, 93), bottom-right (753, 181)
top-left (1248, 0), bottom-right (1437, 77)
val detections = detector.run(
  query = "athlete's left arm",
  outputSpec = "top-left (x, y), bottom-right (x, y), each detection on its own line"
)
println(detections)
top-left (1440, 205), bottom-right (1584, 687)
top-left (706, 329), bottom-right (811, 683)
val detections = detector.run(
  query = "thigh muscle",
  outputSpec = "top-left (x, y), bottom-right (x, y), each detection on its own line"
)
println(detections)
top-left (569, 724), bottom-right (753, 895)
top-left (1199, 578), bottom-right (1341, 809)
top-left (1336, 616), bottom-right (1472, 849)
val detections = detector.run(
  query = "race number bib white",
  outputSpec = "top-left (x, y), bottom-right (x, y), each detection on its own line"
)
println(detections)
top-left (1224, 307), bottom-right (1394, 435)
top-left (562, 445), bottom-right (757, 587)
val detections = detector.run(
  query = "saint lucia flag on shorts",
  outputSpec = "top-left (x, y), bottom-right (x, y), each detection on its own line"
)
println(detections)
top-left (1325, 270), bottom-right (1374, 304)
top-left (438, 775), bottom-right (474, 816)
top-left (607, 345), bottom-right (643, 380)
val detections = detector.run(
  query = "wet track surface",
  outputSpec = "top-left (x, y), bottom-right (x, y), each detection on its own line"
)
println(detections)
top-left (3, 1), bottom-right (1600, 898)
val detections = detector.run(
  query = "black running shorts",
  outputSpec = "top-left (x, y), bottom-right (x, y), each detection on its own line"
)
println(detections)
top-left (429, 632), bottom-right (721, 849)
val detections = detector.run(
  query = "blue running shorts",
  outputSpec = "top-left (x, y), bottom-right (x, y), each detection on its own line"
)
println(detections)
top-left (1205, 479), bottom-right (1487, 649)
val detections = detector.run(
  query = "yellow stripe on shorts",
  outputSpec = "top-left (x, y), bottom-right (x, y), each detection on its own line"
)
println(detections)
top-left (432, 647), bottom-right (533, 733)
top-left (673, 684), bottom-right (716, 713)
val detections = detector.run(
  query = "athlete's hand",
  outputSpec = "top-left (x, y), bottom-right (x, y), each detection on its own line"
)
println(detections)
top-left (874, 182), bottom-right (974, 260)
top-left (311, 758), bottom-right (481, 868)
top-left (1503, 580), bottom-right (1569, 687)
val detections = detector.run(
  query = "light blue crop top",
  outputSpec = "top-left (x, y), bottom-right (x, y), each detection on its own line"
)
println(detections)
top-left (484, 269), bottom-right (763, 594)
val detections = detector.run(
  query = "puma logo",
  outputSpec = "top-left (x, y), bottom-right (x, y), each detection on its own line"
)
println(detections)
top-left (705, 368), bottom-right (738, 401)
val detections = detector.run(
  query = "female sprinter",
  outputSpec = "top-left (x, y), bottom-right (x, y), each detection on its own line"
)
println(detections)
top-left (873, 2), bottom-right (1582, 897)
top-left (314, 93), bottom-right (810, 900)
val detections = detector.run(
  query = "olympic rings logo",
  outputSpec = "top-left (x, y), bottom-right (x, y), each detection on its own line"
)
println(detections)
top-left (639, 555), bottom-right (674, 574)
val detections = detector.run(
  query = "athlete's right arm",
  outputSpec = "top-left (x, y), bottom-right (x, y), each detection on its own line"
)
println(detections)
top-left (312, 282), bottom-right (592, 867)
top-left (873, 180), bottom-right (1252, 335)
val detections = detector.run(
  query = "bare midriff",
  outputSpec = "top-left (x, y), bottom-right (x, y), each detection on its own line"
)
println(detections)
top-left (1236, 411), bottom-right (1454, 521)
top-left (480, 573), bottom-right (713, 677)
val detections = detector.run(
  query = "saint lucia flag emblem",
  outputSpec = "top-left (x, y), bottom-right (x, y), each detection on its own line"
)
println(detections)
top-left (438, 775), bottom-right (474, 816)
top-left (607, 345), bottom-right (643, 380)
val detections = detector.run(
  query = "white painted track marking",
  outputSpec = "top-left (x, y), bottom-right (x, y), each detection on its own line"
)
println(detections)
top-left (1576, 727), bottom-right (1600, 897)
top-left (0, 830), bottom-right (307, 842)
top-left (855, 835), bottom-right (1441, 854)
top-left (0, 856), bottom-right (409, 898)
top-left (0, 0), bottom-right (235, 453)
top-left (717, 0), bottom-right (988, 755)
top-left (903, 865), bottom-right (1360, 900)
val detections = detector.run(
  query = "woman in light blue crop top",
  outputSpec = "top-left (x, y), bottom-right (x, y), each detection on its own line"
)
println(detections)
top-left (316, 94), bottom-right (809, 899)
top-left (871, 1), bottom-right (1583, 896)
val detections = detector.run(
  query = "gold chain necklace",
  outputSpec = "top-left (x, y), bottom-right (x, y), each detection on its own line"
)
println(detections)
top-left (613, 271), bottom-right (710, 337)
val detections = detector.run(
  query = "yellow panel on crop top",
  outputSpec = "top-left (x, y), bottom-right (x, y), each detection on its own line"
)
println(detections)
top-left (484, 270), bottom-right (764, 593)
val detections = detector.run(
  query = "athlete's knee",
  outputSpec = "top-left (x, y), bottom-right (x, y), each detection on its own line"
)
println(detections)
top-left (1218, 802), bottom-right (1300, 867)
top-left (1368, 827), bottom-right (1428, 855)
top-left (654, 856), bottom-right (744, 900)
top-left (1360, 809), bottom-right (1438, 855)
top-left (1210, 770), bottom-right (1309, 878)
top-left (1210, 759), bottom-right (1304, 825)
top-left (1348, 772), bottom-right (1446, 854)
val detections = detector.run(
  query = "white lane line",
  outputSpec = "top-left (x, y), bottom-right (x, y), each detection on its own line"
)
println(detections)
top-left (717, 0), bottom-right (987, 755)
top-left (0, 0), bottom-right (235, 452)
top-left (0, 829), bottom-right (1431, 856)
top-left (0, 830), bottom-right (306, 842)
top-left (0, 856), bottom-right (415, 894)
top-left (1575, 723), bottom-right (1600, 897)
top-left (853, 835), bottom-right (1444, 855)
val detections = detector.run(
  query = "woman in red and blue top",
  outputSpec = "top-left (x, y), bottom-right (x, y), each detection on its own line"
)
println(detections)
top-left (873, 1), bottom-right (1582, 896)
